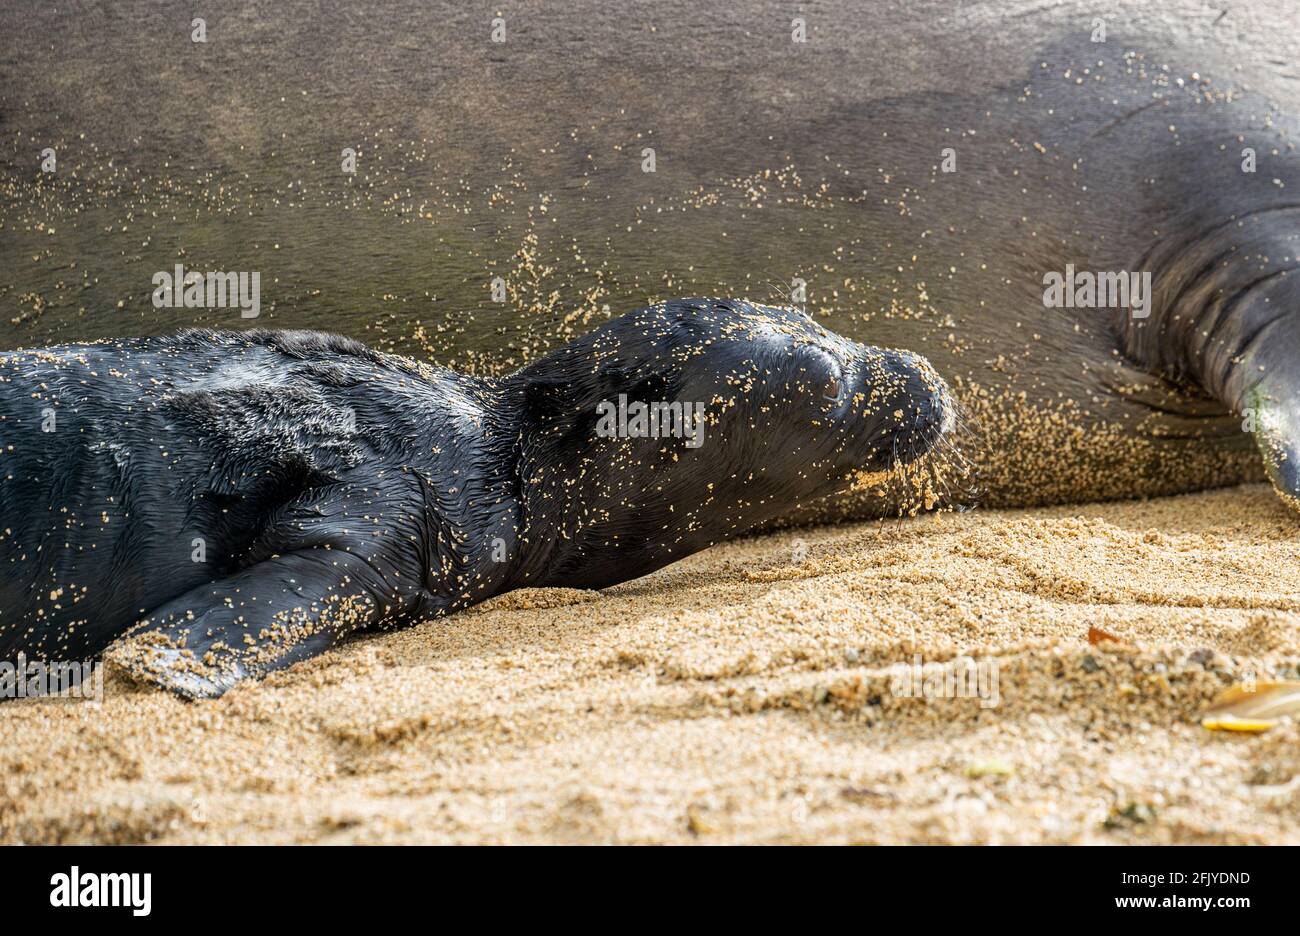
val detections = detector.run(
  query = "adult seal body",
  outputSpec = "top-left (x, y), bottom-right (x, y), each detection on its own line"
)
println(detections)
top-left (0, 299), bottom-right (951, 696)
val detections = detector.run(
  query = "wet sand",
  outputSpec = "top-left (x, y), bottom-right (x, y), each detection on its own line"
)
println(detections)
top-left (3, 483), bottom-right (1299, 844)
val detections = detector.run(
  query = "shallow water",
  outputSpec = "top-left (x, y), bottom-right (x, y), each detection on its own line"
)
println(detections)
top-left (1, 2), bottom-right (892, 368)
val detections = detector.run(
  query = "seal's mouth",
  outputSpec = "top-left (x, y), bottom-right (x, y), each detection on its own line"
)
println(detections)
top-left (844, 350), bottom-right (953, 466)
top-left (842, 351), bottom-right (979, 514)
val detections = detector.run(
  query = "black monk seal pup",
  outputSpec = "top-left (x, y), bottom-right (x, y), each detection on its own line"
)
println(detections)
top-left (0, 298), bottom-right (954, 698)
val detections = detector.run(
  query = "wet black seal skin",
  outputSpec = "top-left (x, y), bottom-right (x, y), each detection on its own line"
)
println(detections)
top-left (0, 299), bottom-right (951, 697)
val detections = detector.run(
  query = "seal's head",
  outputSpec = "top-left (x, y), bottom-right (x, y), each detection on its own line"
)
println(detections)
top-left (507, 298), bottom-right (956, 588)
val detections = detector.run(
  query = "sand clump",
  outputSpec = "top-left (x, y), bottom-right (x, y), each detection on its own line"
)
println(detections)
top-left (2, 483), bottom-right (1300, 844)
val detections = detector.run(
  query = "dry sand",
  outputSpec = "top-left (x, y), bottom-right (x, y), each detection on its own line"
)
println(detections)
top-left (4, 483), bottom-right (1300, 844)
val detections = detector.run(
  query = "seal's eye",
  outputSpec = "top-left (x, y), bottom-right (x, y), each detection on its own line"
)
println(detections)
top-left (823, 376), bottom-right (843, 400)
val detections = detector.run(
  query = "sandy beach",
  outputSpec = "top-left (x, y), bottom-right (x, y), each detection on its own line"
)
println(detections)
top-left (2, 482), bottom-right (1297, 844)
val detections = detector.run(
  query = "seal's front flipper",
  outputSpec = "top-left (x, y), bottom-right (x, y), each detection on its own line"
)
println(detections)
top-left (1246, 383), bottom-right (1300, 511)
top-left (111, 544), bottom-right (432, 698)
top-left (110, 479), bottom-right (442, 698)
top-left (1218, 302), bottom-right (1300, 511)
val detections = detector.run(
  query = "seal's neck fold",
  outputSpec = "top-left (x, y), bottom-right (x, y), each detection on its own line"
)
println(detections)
top-left (1117, 213), bottom-right (1300, 509)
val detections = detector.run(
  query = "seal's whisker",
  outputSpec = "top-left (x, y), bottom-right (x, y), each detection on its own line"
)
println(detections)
top-left (758, 273), bottom-right (794, 309)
